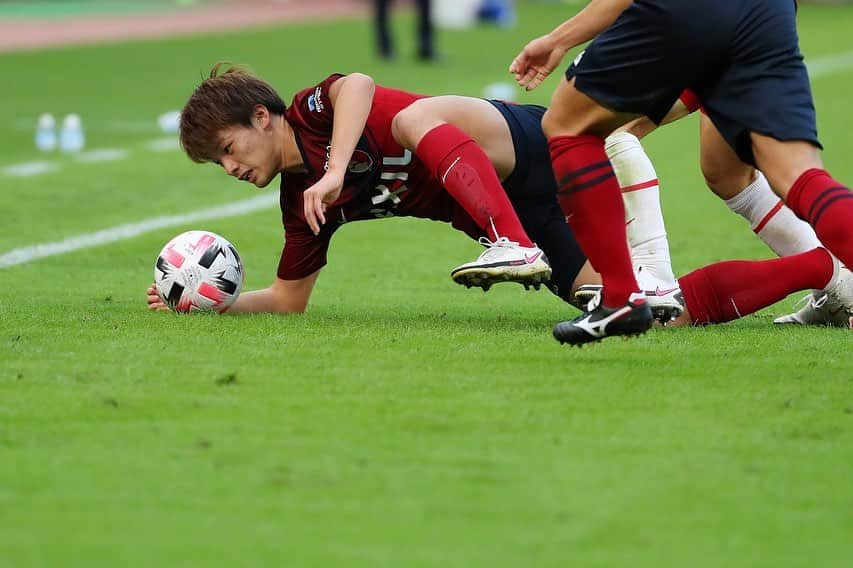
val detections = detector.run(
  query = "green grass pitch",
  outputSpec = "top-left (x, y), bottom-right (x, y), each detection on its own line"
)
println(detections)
top-left (1, 3), bottom-right (852, 566)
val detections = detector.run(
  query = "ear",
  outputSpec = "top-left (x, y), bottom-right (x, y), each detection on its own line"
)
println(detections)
top-left (252, 104), bottom-right (271, 129)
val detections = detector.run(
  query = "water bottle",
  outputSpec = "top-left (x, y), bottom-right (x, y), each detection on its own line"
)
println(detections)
top-left (35, 113), bottom-right (57, 152)
top-left (60, 113), bottom-right (85, 153)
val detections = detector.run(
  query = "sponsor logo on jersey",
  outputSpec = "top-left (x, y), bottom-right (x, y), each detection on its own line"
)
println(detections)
top-left (347, 150), bottom-right (374, 174)
top-left (307, 86), bottom-right (324, 113)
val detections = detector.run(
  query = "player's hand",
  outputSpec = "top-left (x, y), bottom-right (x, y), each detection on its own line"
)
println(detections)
top-left (146, 283), bottom-right (169, 311)
top-left (509, 34), bottom-right (568, 91)
top-left (303, 172), bottom-right (344, 235)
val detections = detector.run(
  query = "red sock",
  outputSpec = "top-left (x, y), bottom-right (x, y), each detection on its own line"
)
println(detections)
top-left (679, 247), bottom-right (834, 325)
top-left (786, 169), bottom-right (853, 268)
top-left (549, 134), bottom-right (638, 307)
top-left (416, 124), bottom-right (533, 247)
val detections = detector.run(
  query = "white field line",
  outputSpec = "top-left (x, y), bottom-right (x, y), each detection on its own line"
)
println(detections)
top-left (13, 118), bottom-right (164, 133)
top-left (1, 138), bottom-right (177, 178)
top-left (73, 148), bottom-right (129, 163)
top-left (145, 137), bottom-right (180, 152)
top-left (2, 161), bottom-right (60, 177)
top-left (0, 192), bottom-right (279, 269)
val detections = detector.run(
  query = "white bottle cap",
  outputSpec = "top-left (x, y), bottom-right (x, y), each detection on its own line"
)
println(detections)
top-left (38, 113), bottom-right (56, 129)
top-left (63, 113), bottom-right (82, 129)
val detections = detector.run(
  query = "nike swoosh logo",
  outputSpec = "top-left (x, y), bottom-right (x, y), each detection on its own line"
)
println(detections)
top-left (524, 251), bottom-right (542, 264)
top-left (646, 286), bottom-right (679, 297)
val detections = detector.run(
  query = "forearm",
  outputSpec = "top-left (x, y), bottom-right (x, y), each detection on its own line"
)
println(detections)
top-left (227, 272), bottom-right (318, 314)
top-left (326, 73), bottom-right (375, 178)
top-left (548, 0), bottom-right (633, 51)
top-left (228, 287), bottom-right (302, 314)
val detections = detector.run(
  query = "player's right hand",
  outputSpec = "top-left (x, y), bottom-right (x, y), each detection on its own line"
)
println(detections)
top-left (146, 283), bottom-right (169, 311)
top-left (510, 34), bottom-right (568, 91)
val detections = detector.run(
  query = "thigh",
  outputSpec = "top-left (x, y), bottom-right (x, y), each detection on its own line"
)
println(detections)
top-left (392, 96), bottom-right (517, 178)
top-left (542, 77), bottom-right (637, 139)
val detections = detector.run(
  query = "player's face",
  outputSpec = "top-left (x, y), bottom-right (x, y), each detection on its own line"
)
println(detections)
top-left (215, 121), bottom-right (279, 188)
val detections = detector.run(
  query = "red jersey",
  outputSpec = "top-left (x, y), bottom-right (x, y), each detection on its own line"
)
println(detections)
top-left (277, 74), bottom-right (480, 280)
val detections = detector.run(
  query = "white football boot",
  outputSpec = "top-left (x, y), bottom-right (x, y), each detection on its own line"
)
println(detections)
top-left (451, 236), bottom-right (551, 291)
top-left (634, 261), bottom-right (684, 323)
top-left (774, 257), bottom-right (853, 328)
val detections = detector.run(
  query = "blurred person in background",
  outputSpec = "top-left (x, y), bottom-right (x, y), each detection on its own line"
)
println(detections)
top-left (374, 0), bottom-right (436, 61)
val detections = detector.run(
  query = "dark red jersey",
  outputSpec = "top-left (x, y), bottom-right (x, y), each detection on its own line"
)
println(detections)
top-left (276, 74), bottom-right (480, 280)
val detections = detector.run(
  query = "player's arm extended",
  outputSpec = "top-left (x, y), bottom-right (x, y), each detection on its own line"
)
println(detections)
top-left (510, 0), bottom-right (632, 90)
top-left (227, 270), bottom-right (320, 314)
top-left (303, 73), bottom-right (376, 235)
top-left (145, 270), bottom-right (320, 314)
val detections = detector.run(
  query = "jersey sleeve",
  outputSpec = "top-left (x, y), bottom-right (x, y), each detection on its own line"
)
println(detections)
top-left (276, 225), bottom-right (333, 280)
top-left (288, 73), bottom-right (346, 136)
top-left (276, 181), bottom-right (338, 280)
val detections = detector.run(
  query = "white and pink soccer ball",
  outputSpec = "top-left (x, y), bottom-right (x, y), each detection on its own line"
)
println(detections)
top-left (154, 230), bottom-right (244, 313)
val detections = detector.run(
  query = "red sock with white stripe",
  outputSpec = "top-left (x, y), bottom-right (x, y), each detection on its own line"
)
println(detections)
top-left (786, 168), bottom-right (853, 269)
top-left (550, 134), bottom-right (639, 307)
top-left (605, 132), bottom-right (678, 289)
top-left (679, 247), bottom-right (834, 325)
top-left (724, 171), bottom-right (821, 257)
top-left (416, 123), bottom-right (533, 246)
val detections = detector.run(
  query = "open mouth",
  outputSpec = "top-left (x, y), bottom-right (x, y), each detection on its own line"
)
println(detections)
top-left (240, 169), bottom-right (253, 183)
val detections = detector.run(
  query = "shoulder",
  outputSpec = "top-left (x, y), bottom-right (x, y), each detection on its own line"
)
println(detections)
top-left (286, 74), bottom-right (347, 133)
top-left (289, 74), bottom-right (346, 114)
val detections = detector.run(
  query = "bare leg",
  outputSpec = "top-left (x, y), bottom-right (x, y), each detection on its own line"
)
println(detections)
top-left (391, 97), bottom-right (515, 178)
top-left (751, 134), bottom-right (823, 198)
top-left (700, 115), bottom-right (755, 199)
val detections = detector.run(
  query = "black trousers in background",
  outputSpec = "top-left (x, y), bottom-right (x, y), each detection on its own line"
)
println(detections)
top-left (374, 0), bottom-right (434, 60)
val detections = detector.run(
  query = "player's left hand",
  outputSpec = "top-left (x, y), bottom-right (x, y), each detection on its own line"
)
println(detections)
top-left (510, 34), bottom-right (567, 91)
top-left (303, 172), bottom-right (344, 235)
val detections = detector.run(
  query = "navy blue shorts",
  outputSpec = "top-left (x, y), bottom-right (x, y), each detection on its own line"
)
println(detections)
top-left (488, 100), bottom-right (587, 304)
top-left (567, 0), bottom-right (820, 166)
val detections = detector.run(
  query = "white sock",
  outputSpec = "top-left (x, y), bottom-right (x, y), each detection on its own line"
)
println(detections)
top-left (605, 131), bottom-right (678, 287)
top-left (724, 171), bottom-right (821, 257)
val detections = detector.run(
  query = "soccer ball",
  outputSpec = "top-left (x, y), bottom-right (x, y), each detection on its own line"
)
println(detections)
top-left (154, 230), bottom-right (244, 313)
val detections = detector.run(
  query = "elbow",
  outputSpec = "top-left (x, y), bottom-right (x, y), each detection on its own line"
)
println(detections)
top-left (348, 72), bottom-right (375, 95)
